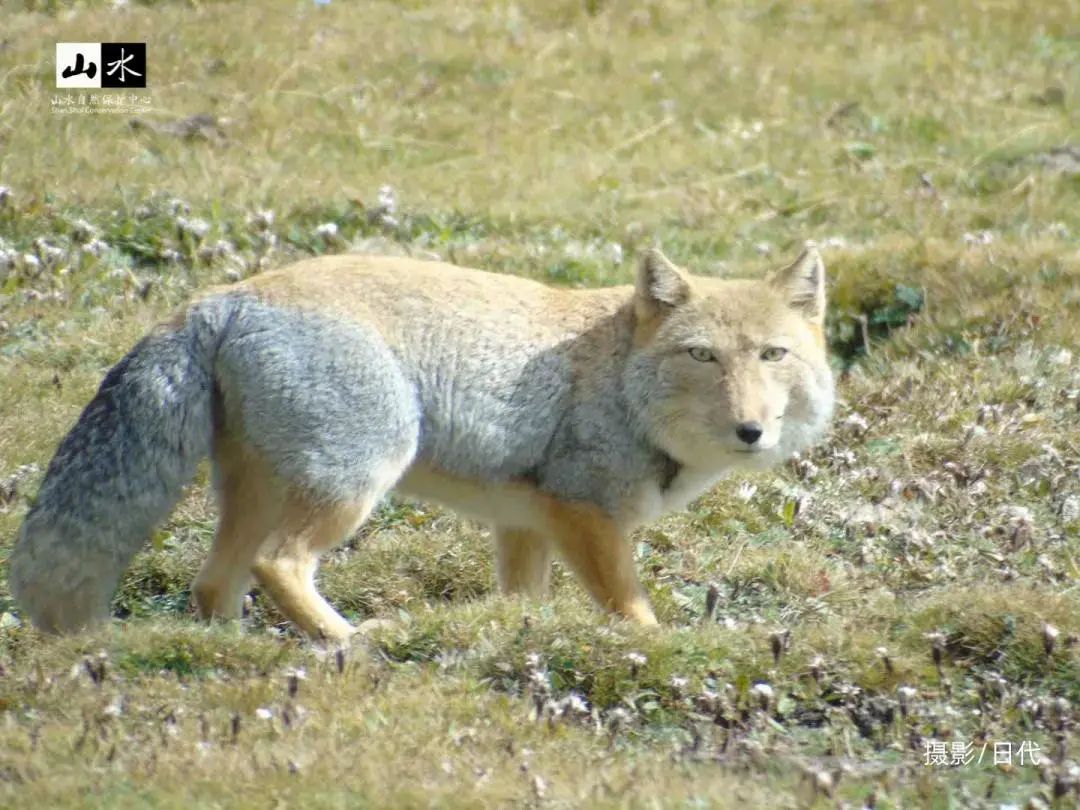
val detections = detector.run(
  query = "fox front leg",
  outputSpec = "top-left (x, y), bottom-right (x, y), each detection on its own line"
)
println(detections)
top-left (544, 501), bottom-right (657, 626)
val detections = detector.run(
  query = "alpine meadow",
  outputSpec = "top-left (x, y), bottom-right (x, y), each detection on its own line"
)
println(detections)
top-left (0, 1), bottom-right (1078, 808)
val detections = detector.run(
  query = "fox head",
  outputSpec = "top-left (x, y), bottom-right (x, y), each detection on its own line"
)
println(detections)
top-left (623, 245), bottom-right (835, 473)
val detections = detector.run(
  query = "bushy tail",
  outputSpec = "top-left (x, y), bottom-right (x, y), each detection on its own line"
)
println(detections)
top-left (8, 301), bottom-right (232, 633)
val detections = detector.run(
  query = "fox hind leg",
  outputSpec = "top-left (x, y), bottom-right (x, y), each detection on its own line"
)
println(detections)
top-left (493, 526), bottom-right (552, 598)
top-left (251, 494), bottom-right (372, 642)
top-left (250, 452), bottom-right (413, 641)
top-left (192, 437), bottom-right (282, 621)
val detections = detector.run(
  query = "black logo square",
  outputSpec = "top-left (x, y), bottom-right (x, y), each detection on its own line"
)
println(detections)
top-left (100, 42), bottom-right (146, 88)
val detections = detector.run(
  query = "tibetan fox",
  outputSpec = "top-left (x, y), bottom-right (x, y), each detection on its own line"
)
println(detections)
top-left (9, 246), bottom-right (834, 639)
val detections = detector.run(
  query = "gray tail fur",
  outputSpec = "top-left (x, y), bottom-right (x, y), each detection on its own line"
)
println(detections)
top-left (7, 300), bottom-right (233, 633)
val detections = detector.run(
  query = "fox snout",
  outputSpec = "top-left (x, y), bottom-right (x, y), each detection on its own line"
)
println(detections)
top-left (722, 371), bottom-right (785, 451)
top-left (726, 411), bottom-right (782, 453)
top-left (734, 420), bottom-right (764, 446)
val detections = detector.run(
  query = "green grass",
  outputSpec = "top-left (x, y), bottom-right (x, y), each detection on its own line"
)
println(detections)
top-left (1, 0), bottom-right (1079, 806)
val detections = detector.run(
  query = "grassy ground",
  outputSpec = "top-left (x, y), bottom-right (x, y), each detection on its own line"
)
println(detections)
top-left (1, 0), bottom-right (1078, 806)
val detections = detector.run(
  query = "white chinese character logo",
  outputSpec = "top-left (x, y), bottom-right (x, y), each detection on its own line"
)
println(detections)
top-left (106, 47), bottom-right (142, 84)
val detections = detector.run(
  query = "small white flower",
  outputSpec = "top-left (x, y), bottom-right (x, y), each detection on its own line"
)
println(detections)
top-left (962, 230), bottom-right (994, 247)
top-left (607, 706), bottom-right (633, 727)
top-left (814, 770), bottom-right (833, 793)
top-left (34, 239), bottom-right (65, 266)
top-left (0, 248), bottom-right (18, 271)
top-left (377, 184), bottom-right (397, 215)
top-left (835, 682), bottom-right (861, 700)
top-left (736, 481), bottom-right (758, 501)
top-left (1049, 348), bottom-right (1073, 366)
top-left (734, 120), bottom-right (764, 141)
top-left (81, 238), bottom-right (110, 256)
top-left (531, 774), bottom-right (547, 798)
top-left (371, 187), bottom-right (399, 230)
top-left (0, 185), bottom-right (11, 206)
top-left (750, 682), bottom-right (773, 709)
top-left (562, 693), bottom-right (589, 715)
top-left (176, 217), bottom-right (210, 239)
top-left (842, 412), bottom-right (869, 434)
top-left (753, 241), bottom-right (772, 256)
top-left (696, 689), bottom-right (720, 711)
top-left (315, 222), bottom-right (340, 239)
top-left (70, 218), bottom-right (98, 242)
top-left (255, 707), bottom-right (273, 720)
top-left (1061, 495), bottom-right (1080, 525)
top-left (102, 700), bottom-right (123, 718)
top-left (247, 209), bottom-right (275, 230)
top-left (625, 652), bottom-right (647, 668)
top-left (1044, 623), bottom-right (1060, 649)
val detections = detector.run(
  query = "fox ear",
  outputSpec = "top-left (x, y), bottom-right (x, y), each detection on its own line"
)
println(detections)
top-left (771, 243), bottom-right (826, 323)
top-left (636, 248), bottom-right (690, 316)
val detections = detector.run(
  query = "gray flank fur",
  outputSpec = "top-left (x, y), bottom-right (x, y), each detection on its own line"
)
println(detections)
top-left (212, 299), bottom-right (419, 501)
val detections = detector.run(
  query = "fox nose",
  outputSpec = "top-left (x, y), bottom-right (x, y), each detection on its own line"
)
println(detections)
top-left (735, 421), bottom-right (764, 446)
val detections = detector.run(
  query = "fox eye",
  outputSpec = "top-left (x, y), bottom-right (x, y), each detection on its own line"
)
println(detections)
top-left (761, 346), bottom-right (788, 362)
top-left (688, 347), bottom-right (716, 363)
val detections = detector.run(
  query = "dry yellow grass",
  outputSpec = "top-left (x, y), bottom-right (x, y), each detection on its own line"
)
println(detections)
top-left (1, 1), bottom-right (1075, 230)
